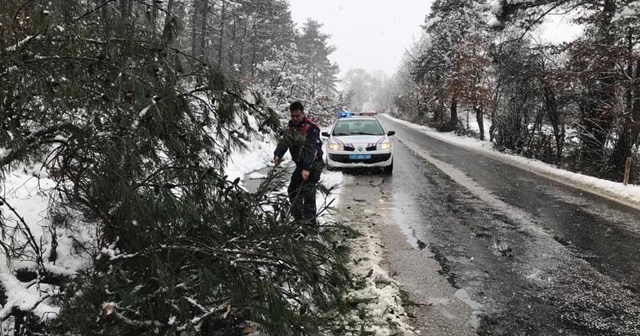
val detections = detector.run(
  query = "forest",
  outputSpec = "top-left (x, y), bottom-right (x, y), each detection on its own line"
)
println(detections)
top-left (385, 0), bottom-right (640, 183)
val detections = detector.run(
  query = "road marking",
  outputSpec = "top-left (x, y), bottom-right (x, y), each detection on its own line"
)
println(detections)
top-left (395, 136), bottom-right (548, 236)
top-left (381, 115), bottom-right (640, 211)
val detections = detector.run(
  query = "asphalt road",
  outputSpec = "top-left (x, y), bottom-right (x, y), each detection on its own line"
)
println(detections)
top-left (337, 115), bottom-right (640, 335)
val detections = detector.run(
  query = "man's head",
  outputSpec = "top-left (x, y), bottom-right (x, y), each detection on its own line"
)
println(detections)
top-left (289, 101), bottom-right (305, 125)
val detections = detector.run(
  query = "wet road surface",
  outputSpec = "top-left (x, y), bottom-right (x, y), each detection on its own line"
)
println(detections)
top-left (340, 115), bottom-right (640, 335)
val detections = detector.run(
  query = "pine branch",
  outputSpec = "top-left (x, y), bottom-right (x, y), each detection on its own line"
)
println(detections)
top-left (106, 310), bottom-right (164, 331)
top-left (0, 123), bottom-right (80, 168)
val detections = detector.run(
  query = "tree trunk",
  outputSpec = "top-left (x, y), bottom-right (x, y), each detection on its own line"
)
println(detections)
top-left (199, 1), bottom-right (210, 62)
top-left (475, 104), bottom-right (485, 141)
top-left (190, 0), bottom-right (200, 59)
top-left (607, 32), bottom-right (637, 182)
top-left (151, 0), bottom-right (159, 38)
top-left (228, 13), bottom-right (237, 71)
top-left (163, 0), bottom-right (175, 34)
top-left (543, 85), bottom-right (564, 164)
top-left (119, 0), bottom-right (132, 18)
top-left (238, 16), bottom-right (248, 76)
top-left (489, 80), bottom-right (502, 143)
top-left (631, 59), bottom-right (640, 150)
top-left (100, 0), bottom-right (112, 56)
top-left (450, 95), bottom-right (458, 129)
top-left (217, 0), bottom-right (226, 68)
top-left (250, 20), bottom-right (257, 77)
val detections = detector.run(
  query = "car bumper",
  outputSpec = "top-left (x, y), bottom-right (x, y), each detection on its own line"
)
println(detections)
top-left (326, 152), bottom-right (393, 168)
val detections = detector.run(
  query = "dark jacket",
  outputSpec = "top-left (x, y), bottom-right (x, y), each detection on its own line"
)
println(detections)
top-left (274, 117), bottom-right (324, 170)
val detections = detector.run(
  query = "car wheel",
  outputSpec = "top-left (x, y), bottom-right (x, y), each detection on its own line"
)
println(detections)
top-left (382, 161), bottom-right (393, 175)
top-left (326, 163), bottom-right (336, 171)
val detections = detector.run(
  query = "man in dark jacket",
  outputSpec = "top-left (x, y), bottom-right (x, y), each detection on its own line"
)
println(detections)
top-left (274, 101), bottom-right (324, 224)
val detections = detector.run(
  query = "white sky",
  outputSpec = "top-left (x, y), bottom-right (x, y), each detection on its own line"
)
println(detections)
top-left (287, 1), bottom-right (586, 78)
top-left (534, 12), bottom-right (585, 44)
top-left (287, 0), bottom-right (434, 78)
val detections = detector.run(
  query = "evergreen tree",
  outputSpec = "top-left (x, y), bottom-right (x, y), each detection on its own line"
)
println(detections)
top-left (233, 0), bottom-right (296, 78)
top-left (412, 0), bottom-right (492, 128)
top-left (253, 43), bottom-right (308, 113)
top-left (296, 20), bottom-right (340, 107)
top-left (0, 1), bottom-right (353, 334)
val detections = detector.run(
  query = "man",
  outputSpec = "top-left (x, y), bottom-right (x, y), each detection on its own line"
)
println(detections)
top-left (274, 101), bottom-right (324, 224)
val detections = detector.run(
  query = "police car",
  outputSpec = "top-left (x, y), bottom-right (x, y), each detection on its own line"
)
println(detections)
top-left (321, 112), bottom-right (395, 174)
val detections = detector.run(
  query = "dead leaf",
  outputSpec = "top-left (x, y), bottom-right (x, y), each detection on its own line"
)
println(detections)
top-left (223, 305), bottom-right (231, 319)
top-left (243, 325), bottom-right (257, 334)
top-left (102, 302), bottom-right (117, 317)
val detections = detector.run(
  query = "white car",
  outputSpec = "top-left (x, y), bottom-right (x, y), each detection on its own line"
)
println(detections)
top-left (321, 114), bottom-right (395, 174)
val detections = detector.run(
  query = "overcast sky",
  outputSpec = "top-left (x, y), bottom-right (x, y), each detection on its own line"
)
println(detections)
top-left (287, 0), bottom-right (433, 78)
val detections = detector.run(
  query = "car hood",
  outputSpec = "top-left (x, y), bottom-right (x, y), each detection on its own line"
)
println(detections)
top-left (330, 135), bottom-right (388, 147)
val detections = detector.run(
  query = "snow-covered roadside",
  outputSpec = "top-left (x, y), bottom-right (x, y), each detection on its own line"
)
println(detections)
top-left (232, 127), bottom-right (416, 335)
top-left (335, 208), bottom-right (418, 336)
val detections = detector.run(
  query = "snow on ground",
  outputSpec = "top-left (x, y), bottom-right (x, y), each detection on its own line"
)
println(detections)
top-left (0, 164), bottom-right (94, 332)
top-left (224, 130), bottom-right (276, 182)
top-left (2, 113), bottom-right (639, 335)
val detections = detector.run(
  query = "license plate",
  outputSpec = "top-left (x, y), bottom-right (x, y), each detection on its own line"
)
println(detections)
top-left (349, 154), bottom-right (371, 160)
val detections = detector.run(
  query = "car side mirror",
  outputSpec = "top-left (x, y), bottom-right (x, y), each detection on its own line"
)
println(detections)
top-left (321, 131), bottom-right (330, 137)
top-left (387, 130), bottom-right (395, 136)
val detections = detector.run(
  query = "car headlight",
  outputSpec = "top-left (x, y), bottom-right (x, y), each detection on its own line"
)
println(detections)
top-left (328, 143), bottom-right (343, 150)
top-left (378, 142), bottom-right (392, 150)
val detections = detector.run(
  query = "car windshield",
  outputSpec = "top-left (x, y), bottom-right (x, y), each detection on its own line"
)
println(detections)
top-left (332, 120), bottom-right (385, 136)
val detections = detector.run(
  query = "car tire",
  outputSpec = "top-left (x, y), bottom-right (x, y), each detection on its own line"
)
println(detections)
top-left (326, 162), bottom-right (336, 171)
top-left (382, 161), bottom-right (393, 175)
